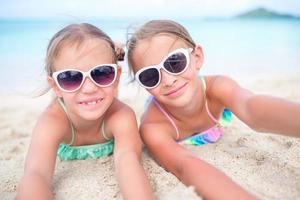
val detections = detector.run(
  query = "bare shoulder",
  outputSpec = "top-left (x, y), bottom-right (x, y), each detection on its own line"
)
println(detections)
top-left (105, 99), bottom-right (142, 151)
top-left (140, 121), bottom-right (174, 143)
top-left (205, 75), bottom-right (239, 94)
top-left (32, 100), bottom-right (69, 144)
top-left (138, 101), bottom-right (193, 170)
top-left (104, 98), bottom-right (139, 138)
top-left (107, 98), bottom-right (136, 123)
top-left (139, 101), bottom-right (177, 143)
top-left (139, 121), bottom-right (188, 173)
top-left (203, 75), bottom-right (256, 118)
top-left (205, 75), bottom-right (252, 103)
top-left (141, 99), bottom-right (170, 125)
top-left (24, 99), bottom-right (69, 177)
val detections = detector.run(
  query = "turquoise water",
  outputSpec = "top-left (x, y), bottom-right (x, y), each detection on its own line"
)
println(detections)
top-left (0, 18), bottom-right (300, 94)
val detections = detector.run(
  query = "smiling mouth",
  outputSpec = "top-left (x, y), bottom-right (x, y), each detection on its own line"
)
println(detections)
top-left (79, 98), bottom-right (104, 105)
top-left (164, 83), bottom-right (188, 96)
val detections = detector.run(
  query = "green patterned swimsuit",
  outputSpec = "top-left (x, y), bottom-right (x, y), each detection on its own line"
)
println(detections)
top-left (56, 98), bottom-right (114, 161)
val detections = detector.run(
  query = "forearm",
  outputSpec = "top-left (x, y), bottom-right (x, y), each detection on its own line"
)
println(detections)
top-left (114, 151), bottom-right (153, 200)
top-left (17, 173), bottom-right (52, 200)
top-left (247, 95), bottom-right (300, 137)
top-left (178, 156), bottom-right (257, 200)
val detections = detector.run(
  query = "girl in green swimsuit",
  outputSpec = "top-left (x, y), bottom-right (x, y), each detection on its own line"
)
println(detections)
top-left (18, 23), bottom-right (153, 200)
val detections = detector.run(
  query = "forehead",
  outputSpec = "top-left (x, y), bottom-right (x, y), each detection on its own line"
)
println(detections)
top-left (132, 34), bottom-right (188, 71)
top-left (54, 38), bottom-right (114, 71)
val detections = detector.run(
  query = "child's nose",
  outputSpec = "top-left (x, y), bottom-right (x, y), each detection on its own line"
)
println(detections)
top-left (80, 77), bottom-right (99, 93)
top-left (161, 70), bottom-right (177, 87)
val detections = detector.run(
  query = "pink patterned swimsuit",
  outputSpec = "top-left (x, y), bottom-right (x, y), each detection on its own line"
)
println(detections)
top-left (151, 77), bottom-right (232, 146)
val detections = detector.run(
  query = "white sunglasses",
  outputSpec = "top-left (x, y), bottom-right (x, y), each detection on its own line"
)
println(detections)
top-left (52, 64), bottom-right (118, 92)
top-left (135, 48), bottom-right (193, 89)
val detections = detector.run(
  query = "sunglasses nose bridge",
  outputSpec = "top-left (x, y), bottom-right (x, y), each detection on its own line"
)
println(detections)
top-left (81, 71), bottom-right (90, 78)
top-left (80, 74), bottom-right (99, 92)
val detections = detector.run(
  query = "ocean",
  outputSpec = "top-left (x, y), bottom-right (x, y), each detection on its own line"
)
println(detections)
top-left (0, 18), bottom-right (300, 94)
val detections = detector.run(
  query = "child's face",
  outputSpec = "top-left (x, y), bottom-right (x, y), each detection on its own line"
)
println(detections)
top-left (50, 38), bottom-right (120, 121)
top-left (131, 34), bottom-right (203, 107)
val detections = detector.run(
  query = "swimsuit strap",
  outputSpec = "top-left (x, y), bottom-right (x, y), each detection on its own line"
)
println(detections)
top-left (101, 119), bottom-right (111, 141)
top-left (152, 76), bottom-right (221, 140)
top-left (205, 102), bottom-right (219, 124)
top-left (200, 77), bottom-right (220, 125)
top-left (57, 98), bottom-right (110, 144)
top-left (152, 99), bottom-right (180, 140)
top-left (57, 98), bottom-right (75, 145)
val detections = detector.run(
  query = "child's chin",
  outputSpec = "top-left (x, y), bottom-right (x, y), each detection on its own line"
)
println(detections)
top-left (78, 110), bottom-right (105, 121)
top-left (82, 114), bottom-right (103, 121)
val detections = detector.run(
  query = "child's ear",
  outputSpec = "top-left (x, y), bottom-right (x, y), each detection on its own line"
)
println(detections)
top-left (193, 45), bottom-right (204, 70)
top-left (47, 76), bottom-right (62, 97)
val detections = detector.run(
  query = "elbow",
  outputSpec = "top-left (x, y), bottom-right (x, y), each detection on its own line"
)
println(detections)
top-left (172, 155), bottom-right (196, 181)
top-left (242, 116), bottom-right (260, 133)
top-left (244, 114), bottom-right (261, 132)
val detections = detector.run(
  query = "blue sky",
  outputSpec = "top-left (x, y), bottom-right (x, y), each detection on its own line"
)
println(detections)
top-left (1, 0), bottom-right (300, 19)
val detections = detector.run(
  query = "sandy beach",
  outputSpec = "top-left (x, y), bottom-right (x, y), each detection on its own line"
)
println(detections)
top-left (1, 74), bottom-right (300, 200)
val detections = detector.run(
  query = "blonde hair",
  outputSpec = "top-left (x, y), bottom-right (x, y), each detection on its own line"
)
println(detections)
top-left (126, 20), bottom-right (196, 75)
top-left (42, 23), bottom-right (124, 94)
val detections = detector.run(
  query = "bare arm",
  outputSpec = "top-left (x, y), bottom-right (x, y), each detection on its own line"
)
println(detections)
top-left (141, 123), bottom-right (257, 200)
top-left (18, 172), bottom-right (53, 200)
top-left (17, 113), bottom-right (63, 200)
top-left (210, 76), bottom-right (300, 137)
top-left (244, 95), bottom-right (300, 136)
top-left (111, 106), bottom-right (153, 200)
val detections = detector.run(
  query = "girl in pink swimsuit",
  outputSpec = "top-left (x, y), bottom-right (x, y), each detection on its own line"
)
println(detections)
top-left (126, 20), bottom-right (300, 199)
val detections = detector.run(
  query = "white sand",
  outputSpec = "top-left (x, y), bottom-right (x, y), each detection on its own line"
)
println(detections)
top-left (1, 74), bottom-right (300, 200)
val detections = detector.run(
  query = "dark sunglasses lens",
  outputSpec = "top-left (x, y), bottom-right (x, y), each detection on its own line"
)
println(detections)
top-left (91, 65), bottom-right (115, 86)
top-left (57, 71), bottom-right (83, 91)
top-left (139, 68), bottom-right (159, 88)
top-left (164, 52), bottom-right (187, 73)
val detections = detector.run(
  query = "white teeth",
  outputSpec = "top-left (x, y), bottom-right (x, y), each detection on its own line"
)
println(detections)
top-left (86, 101), bottom-right (96, 105)
top-left (81, 99), bottom-right (102, 105)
